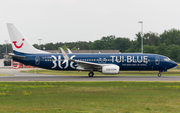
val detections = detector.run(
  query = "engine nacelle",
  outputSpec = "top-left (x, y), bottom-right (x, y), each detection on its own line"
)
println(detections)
top-left (102, 65), bottom-right (119, 74)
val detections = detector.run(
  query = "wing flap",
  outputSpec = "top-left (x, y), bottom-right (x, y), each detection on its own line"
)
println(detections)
top-left (74, 60), bottom-right (102, 70)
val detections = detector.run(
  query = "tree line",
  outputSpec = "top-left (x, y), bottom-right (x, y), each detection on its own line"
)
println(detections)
top-left (1, 28), bottom-right (180, 62)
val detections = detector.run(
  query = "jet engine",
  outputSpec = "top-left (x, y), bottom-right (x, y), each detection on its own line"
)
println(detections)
top-left (102, 65), bottom-right (119, 74)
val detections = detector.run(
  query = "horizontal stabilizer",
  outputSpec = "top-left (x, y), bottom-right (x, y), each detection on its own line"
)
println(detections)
top-left (8, 53), bottom-right (26, 59)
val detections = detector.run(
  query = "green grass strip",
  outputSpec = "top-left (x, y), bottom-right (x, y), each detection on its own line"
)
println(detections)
top-left (0, 73), bottom-right (13, 76)
top-left (0, 81), bottom-right (180, 112)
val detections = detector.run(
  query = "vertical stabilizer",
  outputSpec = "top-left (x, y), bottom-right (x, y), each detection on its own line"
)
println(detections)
top-left (6, 23), bottom-right (49, 54)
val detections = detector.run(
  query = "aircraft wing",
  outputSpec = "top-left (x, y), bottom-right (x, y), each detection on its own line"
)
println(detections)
top-left (60, 47), bottom-right (103, 70)
top-left (71, 59), bottom-right (102, 69)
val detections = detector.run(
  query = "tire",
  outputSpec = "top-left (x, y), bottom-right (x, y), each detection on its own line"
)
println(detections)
top-left (88, 72), bottom-right (94, 77)
top-left (158, 73), bottom-right (161, 77)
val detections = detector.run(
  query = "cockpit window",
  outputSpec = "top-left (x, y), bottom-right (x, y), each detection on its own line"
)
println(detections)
top-left (164, 58), bottom-right (170, 61)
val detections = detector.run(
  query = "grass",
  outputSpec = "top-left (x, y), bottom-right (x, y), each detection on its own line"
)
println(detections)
top-left (0, 81), bottom-right (180, 112)
top-left (0, 73), bottom-right (13, 76)
top-left (21, 68), bottom-right (180, 76)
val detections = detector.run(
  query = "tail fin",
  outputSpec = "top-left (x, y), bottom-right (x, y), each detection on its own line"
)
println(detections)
top-left (6, 23), bottom-right (49, 55)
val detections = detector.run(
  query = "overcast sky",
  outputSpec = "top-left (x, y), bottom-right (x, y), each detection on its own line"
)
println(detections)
top-left (0, 0), bottom-right (180, 44)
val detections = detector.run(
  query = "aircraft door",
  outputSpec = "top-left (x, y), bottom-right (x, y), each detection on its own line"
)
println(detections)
top-left (155, 56), bottom-right (160, 65)
top-left (98, 58), bottom-right (102, 63)
top-left (35, 56), bottom-right (40, 65)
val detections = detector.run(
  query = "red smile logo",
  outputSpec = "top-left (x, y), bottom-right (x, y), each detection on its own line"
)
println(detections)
top-left (13, 38), bottom-right (24, 49)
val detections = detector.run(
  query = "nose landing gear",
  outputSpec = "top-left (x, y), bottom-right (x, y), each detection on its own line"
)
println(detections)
top-left (158, 70), bottom-right (167, 77)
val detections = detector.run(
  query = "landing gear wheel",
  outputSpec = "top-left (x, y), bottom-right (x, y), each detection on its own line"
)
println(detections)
top-left (158, 73), bottom-right (161, 77)
top-left (88, 72), bottom-right (94, 77)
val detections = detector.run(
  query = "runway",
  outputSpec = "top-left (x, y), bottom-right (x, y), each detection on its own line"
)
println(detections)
top-left (0, 68), bottom-right (180, 81)
top-left (1, 75), bottom-right (180, 81)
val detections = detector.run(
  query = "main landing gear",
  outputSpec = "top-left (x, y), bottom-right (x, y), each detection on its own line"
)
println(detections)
top-left (88, 71), bottom-right (94, 77)
top-left (158, 72), bottom-right (161, 77)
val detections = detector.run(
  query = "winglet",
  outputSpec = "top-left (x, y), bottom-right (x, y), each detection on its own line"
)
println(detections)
top-left (67, 48), bottom-right (72, 53)
top-left (60, 47), bottom-right (76, 64)
top-left (60, 47), bottom-right (69, 60)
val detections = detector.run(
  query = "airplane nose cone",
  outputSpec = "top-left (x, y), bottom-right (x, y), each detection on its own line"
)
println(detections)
top-left (170, 60), bottom-right (177, 68)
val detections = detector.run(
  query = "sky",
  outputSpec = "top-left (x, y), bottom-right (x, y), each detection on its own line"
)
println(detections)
top-left (0, 0), bottom-right (180, 45)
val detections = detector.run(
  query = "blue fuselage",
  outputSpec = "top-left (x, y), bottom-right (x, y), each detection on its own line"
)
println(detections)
top-left (13, 52), bottom-right (177, 71)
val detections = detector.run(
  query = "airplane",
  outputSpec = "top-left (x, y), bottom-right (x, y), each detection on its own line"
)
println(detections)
top-left (6, 23), bottom-right (177, 77)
